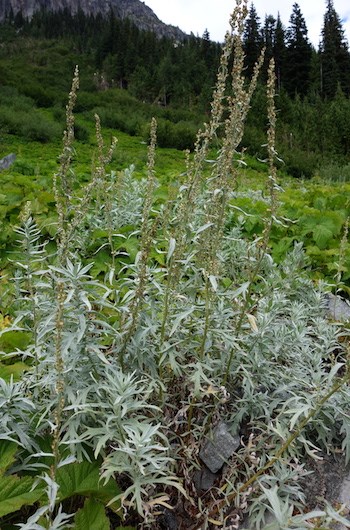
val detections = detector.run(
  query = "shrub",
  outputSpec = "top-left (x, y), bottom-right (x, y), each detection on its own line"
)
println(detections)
top-left (143, 118), bottom-right (197, 150)
top-left (282, 148), bottom-right (320, 179)
top-left (74, 91), bottom-right (100, 112)
top-left (241, 123), bottom-right (267, 157)
top-left (21, 81), bottom-right (58, 107)
top-left (20, 114), bottom-right (62, 143)
top-left (12, 160), bottom-right (36, 176)
top-left (0, 107), bottom-right (26, 135)
top-left (91, 106), bottom-right (142, 136)
top-left (52, 105), bottom-right (65, 122)
top-left (74, 120), bottom-right (90, 142)
top-left (318, 162), bottom-right (350, 182)
top-left (0, 86), bottom-right (34, 112)
top-left (0, 106), bottom-right (62, 143)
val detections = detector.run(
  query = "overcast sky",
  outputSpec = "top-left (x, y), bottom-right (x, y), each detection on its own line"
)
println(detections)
top-left (143, 0), bottom-right (350, 48)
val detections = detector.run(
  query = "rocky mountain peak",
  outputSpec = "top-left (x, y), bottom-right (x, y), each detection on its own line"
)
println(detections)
top-left (0, 0), bottom-right (186, 40)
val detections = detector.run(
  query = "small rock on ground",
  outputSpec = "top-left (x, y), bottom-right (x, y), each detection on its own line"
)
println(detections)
top-left (325, 293), bottom-right (350, 322)
top-left (199, 422), bottom-right (240, 473)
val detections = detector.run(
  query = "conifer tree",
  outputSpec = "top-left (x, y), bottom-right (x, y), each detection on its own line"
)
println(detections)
top-left (261, 14), bottom-right (276, 79)
top-left (319, 0), bottom-right (350, 98)
top-left (285, 3), bottom-right (312, 97)
top-left (243, 3), bottom-right (262, 76)
top-left (274, 13), bottom-right (286, 92)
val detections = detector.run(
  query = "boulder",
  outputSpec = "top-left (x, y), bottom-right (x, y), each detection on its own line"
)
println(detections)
top-left (0, 153), bottom-right (16, 171)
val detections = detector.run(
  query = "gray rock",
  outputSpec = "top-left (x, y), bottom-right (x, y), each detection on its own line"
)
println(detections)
top-left (159, 508), bottom-right (178, 530)
top-left (326, 293), bottom-right (350, 322)
top-left (193, 465), bottom-right (219, 491)
top-left (199, 422), bottom-right (240, 473)
top-left (0, 153), bottom-right (16, 171)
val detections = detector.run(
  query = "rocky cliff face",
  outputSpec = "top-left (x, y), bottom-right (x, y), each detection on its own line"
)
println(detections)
top-left (0, 0), bottom-right (186, 39)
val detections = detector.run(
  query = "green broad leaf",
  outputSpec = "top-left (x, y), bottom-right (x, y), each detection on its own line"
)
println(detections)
top-left (0, 330), bottom-right (31, 353)
top-left (92, 229), bottom-right (109, 239)
top-left (117, 224), bottom-right (137, 235)
top-left (56, 461), bottom-right (121, 512)
top-left (41, 217), bottom-right (58, 237)
top-left (0, 440), bottom-right (18, 474)
top-left (91, 261), bottom-right (110, 277)
top-left (0, 474), bottom-right (43, 517)
top-left (38, 191), bottom-right (55, 205)
top-left (313, 196), bottom-right (327, 211)
top-left (312, 224), bottom-right (334, 249)
top-left (305, 245), bottom-right (323, 257)
top-left (0, 361), bottom-right (29, 381)
top-left (221, 277), bottom-right (232, 289)
top-left (271, 236), bottom-right (295, 259)
top-left (150, 248), bottom-right (165, 266)
top-left (299, 210), bottom-right (325, 232)
top-left (74, 498), bottom-right (109, 530)
top-left (116, 237), bottom-right (139, 261)
top-left (30, 197), bottom-right (48, 214)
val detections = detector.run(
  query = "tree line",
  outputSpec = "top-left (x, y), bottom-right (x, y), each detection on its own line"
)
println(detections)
top-left (244, 0), bottom-right (350, 100)
top-left (1, 1), bottom-right (350, 175)
top-left (3, 7), bottom-right (222, 110)
top-left (6, 1), bottom-right (350, 104)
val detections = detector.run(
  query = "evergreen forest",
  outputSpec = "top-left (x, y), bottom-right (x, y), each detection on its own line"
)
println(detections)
top-left (0, 0), bottom-right (350, 177)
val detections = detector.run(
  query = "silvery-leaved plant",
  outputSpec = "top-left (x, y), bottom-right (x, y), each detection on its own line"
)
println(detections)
top-left (0, 377), bottom-right (36, 450)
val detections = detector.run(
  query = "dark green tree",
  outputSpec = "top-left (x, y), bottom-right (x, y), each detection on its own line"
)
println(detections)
top-left (319, 0), bottom-right (350, 98)
top-left (285, 3), bottom-right (312, 97)
top-left (14, 10), bottom-right (25, 28)
top-left (273, 13), bottom-right (286, 92)
top-left (243, 3), bottom-right (262, 76)
top-left (261, 14), bottom-right (276, 80)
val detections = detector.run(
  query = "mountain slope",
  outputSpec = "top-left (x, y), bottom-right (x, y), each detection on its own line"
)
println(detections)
top-left (0, 0), bottom-right (186, 39)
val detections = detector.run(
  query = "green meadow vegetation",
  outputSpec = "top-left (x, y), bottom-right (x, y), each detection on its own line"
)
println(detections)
top-left (0, 1), bottom-right (350, 287)
top-left (1, 1), bottom-right (350, 529)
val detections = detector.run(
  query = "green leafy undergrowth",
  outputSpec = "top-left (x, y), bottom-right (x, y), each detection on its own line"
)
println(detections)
top-left (230, 179), bottom-right (350, 287)
top-left (0, 441), bottom-right (43, 519)
top-left (0, 127), bottom-right (186, 270)
top-left (0, 360), bottom-right (28, 381)
top-left (74, 498), bottom-right (110, 530)
top-left (55, 461), bottom-right (121, 511)
top-left (0, 440), bottom-right (123, 528)
top-left (0, 330), bottom-right (31, 381)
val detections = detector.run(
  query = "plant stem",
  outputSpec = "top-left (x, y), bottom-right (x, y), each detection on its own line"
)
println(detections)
top-left (51, 281), bottom-right (65, 481)
top-left (199, 277), bottom-right (211, 360)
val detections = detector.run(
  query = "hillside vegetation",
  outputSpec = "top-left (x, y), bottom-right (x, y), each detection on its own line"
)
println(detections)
top-left (0, 0), bottom-right (350, 176)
